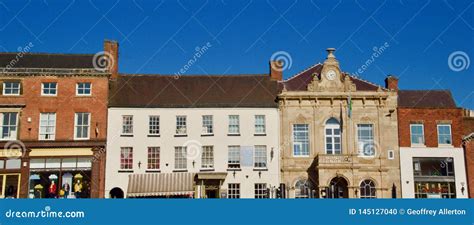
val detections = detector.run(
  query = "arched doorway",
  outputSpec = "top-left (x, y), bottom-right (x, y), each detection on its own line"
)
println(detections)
top-left (109, 187), bottom-right (124, 198)
top-left (328, 177), bottom-right (348, 198)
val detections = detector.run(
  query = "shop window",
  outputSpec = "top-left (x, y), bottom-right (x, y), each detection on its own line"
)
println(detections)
top-left (360, 179), bottom-right (376, 199)
top-left (293, 124), bottom-right (309, 156)
top-left (413, 157), bottom-right (456, 198)
top-left (0, 174), bottom-right (20, 198)
top-left (0, 160), bottom-right (4, 169)
top-left (5, 159), bottom-right (20, 169)
top-left (413, 157), bottom-right (455, 177)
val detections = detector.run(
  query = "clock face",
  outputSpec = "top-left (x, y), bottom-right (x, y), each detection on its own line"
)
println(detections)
top-left (326, 70), bottom-right (337, 80)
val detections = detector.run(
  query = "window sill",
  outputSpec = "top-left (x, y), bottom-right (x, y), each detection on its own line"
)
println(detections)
top-left (147, 134), bottom-right (160, 137)
top-left (253, 168), bottom-right (268, 171)
top-left (227, 168), bottom-right (241, 171)
top-left (40, 95), bottom-right (57, 97)
top-left (174, 134), bottom-right (188, 137)
top-left (410, 144), bottom-right (426, 148)
top-left (75, 95), bottom-right (92, 97)
top-left (74, 138), bottom-right (90, 141)
top-left (173, 169), bottom-right (188, 172)
top-left (200, 168), bottom-right (215, 172)
top-left (146, 170), bottom-right (161, 173)
top-left (2, 94), bottom-right (21, 97)
top-left (254, 133), bottom-right (266, 136)
top-left (438, 144), bottom-right (454, 148)
top-left (201, 134), bottom-right (214, 137)
top-left (227, 133), bottom-right (241, 136)
top-left (118, 170), bottom-right (134, 173)
top-left (121, 134), bottom-right (134, 137)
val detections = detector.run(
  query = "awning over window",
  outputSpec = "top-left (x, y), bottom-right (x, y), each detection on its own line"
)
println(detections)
top-left (127, 173), bottom-right (196, 198)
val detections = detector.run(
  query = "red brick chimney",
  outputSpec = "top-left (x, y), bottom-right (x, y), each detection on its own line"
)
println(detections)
top-left (269, 60), bottom-right (283, 81)
top-left (103, 40), bottom-right (119, 79)
top-left (385, 75), bottom-right (399, 91)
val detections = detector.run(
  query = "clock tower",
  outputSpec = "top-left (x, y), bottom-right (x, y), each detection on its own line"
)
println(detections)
top-left (308, 48), bottom-right (356, 92)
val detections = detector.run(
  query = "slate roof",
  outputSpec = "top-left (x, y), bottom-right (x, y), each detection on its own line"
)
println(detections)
top-left (398, 90), bottom-right (457, 108)
top-left (0, 53), bottom-right (95, 68)
top-left (281, 63), bottom-right (381, 91)
top-left (109, 74), bottom-right (279, 108)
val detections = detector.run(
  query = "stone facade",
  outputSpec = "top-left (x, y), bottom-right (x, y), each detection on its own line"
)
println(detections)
top-left (279, 49), bottom-right (400, 198)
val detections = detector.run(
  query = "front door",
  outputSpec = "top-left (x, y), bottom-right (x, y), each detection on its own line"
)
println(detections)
top-left (0, 173), bottom-right (21, 198)
top-left (328, 177), bottom-right (348, 198)
top-left (206, 189), bottom-right (218, 198)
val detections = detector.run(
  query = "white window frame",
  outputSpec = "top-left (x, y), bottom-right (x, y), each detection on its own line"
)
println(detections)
top-left (148, 116), bottom-right (160, 135)
top-left (228, 145), bottom-right (240, 169)
top-left (292, 124), bottom-right (309, 157)
top-left (254, 115), bottom-right (266, 135)
top-left (325, 119), bottom-right (341, 155)
top-left (41, 82), bottom-right (57, 96)
top-left (3, 82), bottom-right (20, 96)
top-left (201, 146), bottom-right (214, 169)
top-left (147, 147), bottom-right (160, 170)
top-left (38, 113), bottom-right (56, 140)
top-left (228, 115), bottom-right (240, 135)
top-left (254, 145), bottom-right (267, 168)
top-left (174, 146), bottom-right (187, 170)
top-left (76, 82), bottom-right (92, 96)
top-left (120, 147), bottom-right (133, 170)
top-left (228, 183), bottom-right (240, 199)
top-left (410, 124), bottom-right (425, 146)
top-left (176, 116), bottom-right (187, 135)
top-left (202, 115), bottom-right (213, 135)
top-left (254, 183), bottom-right (268, 199)
top-left (121, 115), bottom-right (133, 135)
top-left (437, 124), bottom-right (452, 146)
top-left (357, 124), bottom-right (375, 157)
top-left (74, 112), bottom-right (90, 140)
top-left (0, 112), bottom-right (18, 140)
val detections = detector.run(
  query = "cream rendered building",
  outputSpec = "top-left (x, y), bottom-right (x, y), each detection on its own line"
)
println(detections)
top-left (279, 49), bottom-right (401, 198)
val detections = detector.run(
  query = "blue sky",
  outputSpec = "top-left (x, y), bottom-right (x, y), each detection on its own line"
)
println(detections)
top-left (1, 0), bottom-right (473, 108)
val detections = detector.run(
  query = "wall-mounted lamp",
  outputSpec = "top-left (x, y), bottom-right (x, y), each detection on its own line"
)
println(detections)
top-left (258, 171), bottom-right (262, 178)
top-left (192, 160), bottom-right (195, 168)
top-left (138, 161), bottom-right (141, 169)
top-left (232, 170), bottom-right (236, 178)
top-left (461, 182), bottom-right (466, 195)
top-left (354, 189), bottom-right (358, 198)
top-left (270, 148), bottom-right (274, 161)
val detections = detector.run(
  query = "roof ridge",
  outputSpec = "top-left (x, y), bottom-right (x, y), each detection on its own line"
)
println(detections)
top-left (119, 73), bottom-right (268, 77)
top-left (399, 89), bottom-right (451, 92)
top-left (284, 62), bottom-right (322, 82)
top-left (0, 52), bottom-right (95, 56)
top-left (347, 73), bottom-right (387, 90)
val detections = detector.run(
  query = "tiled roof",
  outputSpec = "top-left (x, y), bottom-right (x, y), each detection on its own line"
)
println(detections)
top-left (281, 63), bottom-right (381, 91)
top-left (109, 74), bottom-right (279, 108)
top-left (0, 52), bottom-right (95, 68)
top-left (398, 90), bottom-right (457, 108)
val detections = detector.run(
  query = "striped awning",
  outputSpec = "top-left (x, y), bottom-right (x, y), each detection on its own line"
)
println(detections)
top-left (127, 173), bottom-right (196, 197)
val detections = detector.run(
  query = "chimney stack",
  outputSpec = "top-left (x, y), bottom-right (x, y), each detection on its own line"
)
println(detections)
top-left (104, 40), bottom-right (119, 79)
top-left (385, 75), bottom-right (399, 91)
top-left (269, 60), bottom-right (283, 81)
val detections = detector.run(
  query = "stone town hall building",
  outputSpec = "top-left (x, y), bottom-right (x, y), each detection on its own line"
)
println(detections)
top-left (278, 49), bottom-right (401, 198)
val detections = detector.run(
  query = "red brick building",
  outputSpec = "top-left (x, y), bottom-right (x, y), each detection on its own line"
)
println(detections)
top-left (0, 40), bottom-right (118, 198)
top-left (397, 89), bottom-right (468, 198)
top-left (462, 110), bottom-right (474, 198)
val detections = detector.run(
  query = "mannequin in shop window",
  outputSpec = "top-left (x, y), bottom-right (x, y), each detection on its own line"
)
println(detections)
top-left (74, 180), bottom-right (83, 198)
top-left (49, 181), bottom-right (57, 198)
top-left (63, 182), bottom-right (70, 198)
top-left (6, 185), bottom-right (15, 198)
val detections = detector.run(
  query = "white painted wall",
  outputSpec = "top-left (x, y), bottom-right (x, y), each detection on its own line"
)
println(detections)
top-left (105, 107), bottom-right (280, 198)
top-left (400, 147), bottom-right (468, 198)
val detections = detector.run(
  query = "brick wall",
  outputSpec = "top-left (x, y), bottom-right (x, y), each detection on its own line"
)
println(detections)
top-left (398, 108), bottom-right (464, 148)
top-left (462, 117), bottom-right (474, 198)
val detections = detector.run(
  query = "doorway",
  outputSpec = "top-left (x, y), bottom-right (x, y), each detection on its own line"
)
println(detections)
top-left (0, 173), bottom-right (21, 198)
top-left (328, 177), bottom-right (348, 198)
top-left (205, 189), bottom-right (218, 198)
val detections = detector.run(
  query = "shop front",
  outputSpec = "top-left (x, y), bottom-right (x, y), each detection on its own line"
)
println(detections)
top-left (0, 145), bottom-right (27, 199)
top-left (413, 157), bottom-right (456, 198)
top-left (28, 157), bottom-right (92, 199)
top-left (127, 173), bottom-right (196, 198)
top-left (195, 172), bottom-right (227, 199)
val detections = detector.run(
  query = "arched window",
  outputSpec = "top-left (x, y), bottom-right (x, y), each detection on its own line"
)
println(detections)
top-left (325, 118), bottom-right (341, 154)
top-left (360, 180), bottom-right (376, 199)
top-left (295, 179), bottom-right (311, 198)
